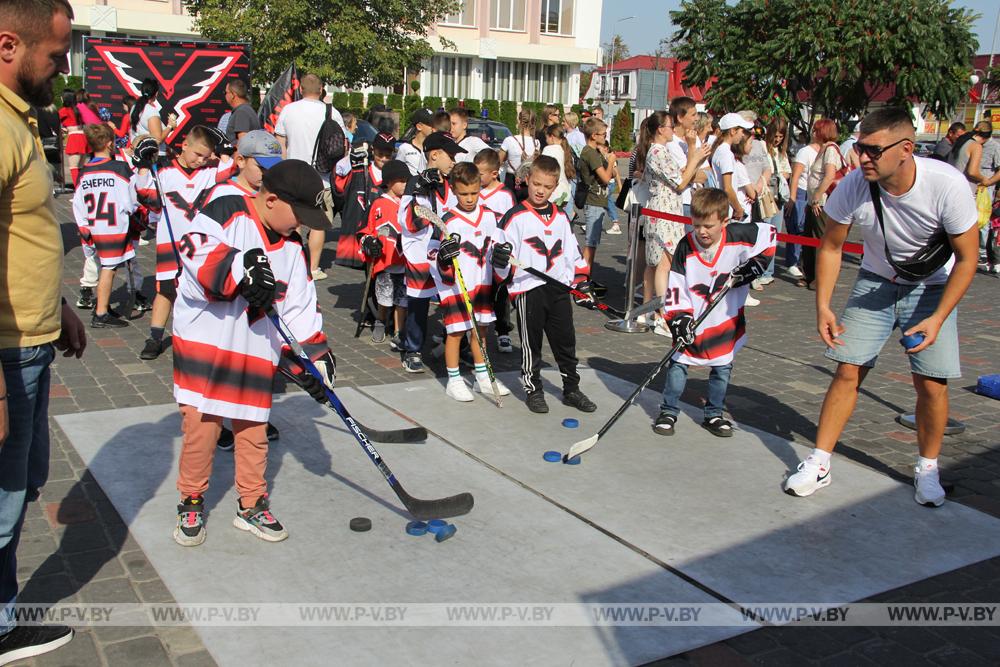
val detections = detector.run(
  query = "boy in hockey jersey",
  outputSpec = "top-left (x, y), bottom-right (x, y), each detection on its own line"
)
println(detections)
top-left (653, 188), bottom-right (775, 437)
top-left (141, 125), bottom-right (236, 361)
top-left (475, 148), bottom-right (517, 353)
top-left (207, 130), bottom-right (284, 202)
top-left (494, 156), bottom-right (597, 414)
top-left (72, 124), bottom-right (157, 327)
top-left (430, 163), bottom-right (511, 401)
top-left (171, 160), bottom-right (334, 546)
top-left (359, 160), bottom-right (410, 346)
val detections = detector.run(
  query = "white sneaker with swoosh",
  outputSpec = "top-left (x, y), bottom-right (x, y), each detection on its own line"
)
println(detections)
top-left (784, 456), bottom-right (831, 497)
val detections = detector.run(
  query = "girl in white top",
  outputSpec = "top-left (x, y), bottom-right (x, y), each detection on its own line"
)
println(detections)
top-left (130, 78), bottom-right (176, 154)
top-left (541, 124), bottom-right (575, 211)
top-left (499, 108), bottom-right (539, 187)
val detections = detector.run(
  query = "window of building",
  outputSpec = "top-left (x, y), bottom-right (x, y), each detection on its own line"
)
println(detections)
top-left (481, 59), bottom-right (570, 104)
top-left (491, 0), bottom-right (525, 31)
top-left (426, 55), bottom-right (472, 98)
top-left (620, 74), bottom-right (630, 96)
top-left (442, 0), bottom-right (476, 27)
top-left (539, 0), bottom-right (573, 35)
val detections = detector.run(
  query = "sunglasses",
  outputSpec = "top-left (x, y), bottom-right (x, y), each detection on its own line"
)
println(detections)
top-left (854, 137), bottom-right (910, 160)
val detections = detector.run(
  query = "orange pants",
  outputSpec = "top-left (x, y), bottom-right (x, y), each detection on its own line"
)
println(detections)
top-left (176, 404), bottom-right (269, 508)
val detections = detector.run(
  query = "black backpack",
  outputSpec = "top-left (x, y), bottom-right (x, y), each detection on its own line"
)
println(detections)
top-left (573, 154), bottom-right (589, 210)
top-left (312, 104), bottom-right (347, 173)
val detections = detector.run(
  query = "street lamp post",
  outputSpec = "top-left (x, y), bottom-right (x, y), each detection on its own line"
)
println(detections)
top-left (606, 16), bottom-right (635, 106)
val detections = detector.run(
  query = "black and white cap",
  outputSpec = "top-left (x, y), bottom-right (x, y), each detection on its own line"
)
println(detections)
top-left (262, 159), bottom-right (331, 230)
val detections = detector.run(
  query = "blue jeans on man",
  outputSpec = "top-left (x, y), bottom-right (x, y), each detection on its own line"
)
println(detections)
top-left (785, 190), bottom-right (808, 269)
top-left (763, 209), bottom-right (785, 279)
top-left (659, 359), bottom-right (733, 420)
top-left (605, 180), bottom-right (619, 224)
top-left (0, 344), bottom-right (55, 634)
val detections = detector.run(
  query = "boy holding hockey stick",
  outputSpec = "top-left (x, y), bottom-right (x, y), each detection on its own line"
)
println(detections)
top-left (652, 188), bottom-right (776, 437)
top-left (475, 148), bottom-right (518, 354)
top-left (494, 155), bottom-right (597, 415)
top-left (170, 160), bottom-right (334, 547)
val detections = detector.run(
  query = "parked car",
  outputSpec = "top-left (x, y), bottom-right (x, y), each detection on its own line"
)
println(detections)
top-left (914, 140), bottom-right (937, 157)
top-left (465, 119), bottom-right (512, 151)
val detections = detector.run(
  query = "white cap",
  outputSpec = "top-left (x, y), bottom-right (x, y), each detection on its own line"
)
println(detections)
top-left (719, 113), bottom-right (754, 131)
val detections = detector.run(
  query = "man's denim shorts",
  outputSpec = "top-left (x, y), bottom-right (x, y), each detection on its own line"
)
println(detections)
top-left (583, 205), bottom-right (605, 248)
top-left (825, 269), bottom-right (961, 379)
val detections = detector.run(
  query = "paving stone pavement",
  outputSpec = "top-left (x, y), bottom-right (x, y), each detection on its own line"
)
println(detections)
top-left (16, 194), bottom-right (1000, 666)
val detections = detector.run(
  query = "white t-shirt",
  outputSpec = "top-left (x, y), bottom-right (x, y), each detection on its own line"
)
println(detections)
top-left (500, 134), bottom-right (539, 170)
top-left (274, 98), bottom-right (342, 163)
top-left (456, 135), bottom-right (491, 163)
top-left (396, 142), bottom-right (426, 175)
top-left (133, 100), bottom-right (162, 141)
top-left (666, 135), bottom-right (702, 206)
top-left (733, 160), bottom-right (752, 220)
top-left (541, 144), bottom-right (570, 204)
top-left (711, 141), bottom-right (736, 187)
top-left (793, 145), bottom-right (818, 194)
top-left (823, 157), bottom-right (977, 285)
top-left (566, 128), bottom-right (586, 156)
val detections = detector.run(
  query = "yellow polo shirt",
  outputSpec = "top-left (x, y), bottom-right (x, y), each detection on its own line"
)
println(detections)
top-left (0, 81), bottom-right (63, 349)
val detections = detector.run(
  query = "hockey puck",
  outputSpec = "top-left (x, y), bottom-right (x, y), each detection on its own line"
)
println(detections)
top-left (561, 418), bottom-right (579, 428)
top-left (426, 519), bottom-right (448, 534)
top-left (543, 450), bottom-right (563, 462)
top-left (900, 333), bottom-right (925, 350)
top-left (405, 521), bottom-right (428, 536)
top-left (349, 517), bottom-right (372, 532)
top-left (563, 455), bottom-right (582, 465)
top-left (434, 524), bottom-right (457, 542)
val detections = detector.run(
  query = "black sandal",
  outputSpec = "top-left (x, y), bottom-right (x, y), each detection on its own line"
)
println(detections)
top-left (702, 416), bottom-right (734, 438)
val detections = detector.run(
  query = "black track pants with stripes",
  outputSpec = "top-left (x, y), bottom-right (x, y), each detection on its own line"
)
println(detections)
top-left (514, 282), bottom-right (580, 395)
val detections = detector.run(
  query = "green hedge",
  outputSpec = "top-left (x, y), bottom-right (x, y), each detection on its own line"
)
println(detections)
top-left (570, 104), bottom-right (583, 116)
top-left (482, 99), bottom-right (499, 122)
top-left (386, 93), bottom-right (403, 111)
top-left (422, 96), bottom-right (443, 112)
top-left (444, 97), bottom-right (460, 112)
top-left (332, 92), bottom-right (349, 110)
top-left (499, 100), bottom-right (517, 131)
top-left (463, 99), bottom-right (481, 115)
top-left (348, 92), bottom-right (364, 110)
top-left (366, 93), bottom-right (385, 110)
top-left (401, 94), bottom-right (422, 131)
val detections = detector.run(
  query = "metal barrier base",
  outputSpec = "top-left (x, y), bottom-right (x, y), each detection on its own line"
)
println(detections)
top-left (604, 319), bottom-right (650, 334)
top-left (895, 413), bottom-right (966, 435)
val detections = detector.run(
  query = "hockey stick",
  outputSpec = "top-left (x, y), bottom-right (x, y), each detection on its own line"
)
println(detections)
top-left (124, 258), bottom-right (137, 320)
top-left (354, 226), bottom-right (390, 338)
top-left (414, 205), bottom-right (503, 407)
top-left (506, 256), bottom-right (627, 319)
top-left (150, 164), bottom-right (183, 277)
top-left (565, 279), bottom-right (734, 461)
top-left (624, 294), bottom-right (666, 323)
top-left (268, 310), bottom-right (472, 519)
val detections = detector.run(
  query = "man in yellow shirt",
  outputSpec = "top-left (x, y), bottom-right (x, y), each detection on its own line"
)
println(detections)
top-left (0, 1), bottom-right (85, 662)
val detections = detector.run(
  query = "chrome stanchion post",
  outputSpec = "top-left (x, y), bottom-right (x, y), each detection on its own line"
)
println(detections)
top-left (605, 202), bottom-right (650, 333)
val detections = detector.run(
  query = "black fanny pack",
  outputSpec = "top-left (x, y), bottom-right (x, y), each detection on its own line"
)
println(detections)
top-left (869, 182), bottom-right (953, 282)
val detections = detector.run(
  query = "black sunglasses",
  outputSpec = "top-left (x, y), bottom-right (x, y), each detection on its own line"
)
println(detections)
top-left (854, 137), bottom-right (911, 160)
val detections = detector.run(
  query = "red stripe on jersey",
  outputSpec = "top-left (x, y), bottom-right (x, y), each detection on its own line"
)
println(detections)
top-left (156, 243), bottom-right (179, 275)
top-left (92, 233), bottom-right (132, 260)
top-left (439, 286), bottom-right (494, 327)
top-left (405, 261), bottom-right (434, 292)
top-left (173, 336), bottom-right (275, 409)
top-left (684, 313), bottom-right (746, 360)
top-left (197, 243), bottom-right (240, 300)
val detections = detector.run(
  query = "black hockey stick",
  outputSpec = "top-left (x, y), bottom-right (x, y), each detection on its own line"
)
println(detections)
top-left (507, 256), bottom-right (626, 319)
top-left (268, 311), bottom-right (473, 520)
top-left (354, 266), bottom-right (375, 338)
top-left (565, 279), bottom-right (734, 460)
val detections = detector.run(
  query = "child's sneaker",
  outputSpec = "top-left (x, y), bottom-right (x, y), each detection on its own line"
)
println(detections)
top-left (371, 321), bottom-right (386, 344)
top-left (91, 312), bottom-right (129, 328)
top-left (446, 376), bottom-right (475, 402)
top-left (173, 495), bottom-right (206, 547)
top-left (497, 335), bottom-right (513, 353)
top-left (134, 293), bottom-right (152, 314)
top-left (607, 223), bottom-right (623, 235)
top-left (402, 353), bottom-right (424, 373)
top-left (76, 287), bottom-right (95, 309)
top-left (526, 391), bottom-right (549, 414)
top-left (474, 373), bottom-right (511, 396)
top-left (653, 320), bottom-right (672, 338)
top-left (783, 456), bottom-right (831, 497)
top-left (562, 389), bottom-right (597, 413)
top-left (914, 465), bottom-right (945, 507)
top-left (233, 494), bottom-right (288, 542)
top-left (744, 294), bottom-right (760, 307)
top-left (389, 335), bottom-right (403, 352)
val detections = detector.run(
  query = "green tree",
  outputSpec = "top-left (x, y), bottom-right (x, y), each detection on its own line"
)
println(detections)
top-left (601, 34), bottom-right (630, 67)
top-left (579, 68), bottom-right (594, 100)
top-left (610, 101), bottom-right (633, 152)
top-left (670, 0), bottom-right (978, 135)
top-left (183, 0), bottom-right (457, 87)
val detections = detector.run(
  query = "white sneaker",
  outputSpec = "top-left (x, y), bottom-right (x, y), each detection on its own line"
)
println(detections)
top-left (787, 265), bottom-right (804, 278)
top-left (784, 456), bottom-right (831, 497)
top-left (311, 268), bottom-right (328, 281)
top-left (446, 377), bottom-right (474, 402)
top-left (745, 294), bottom-right (760, 307)
top-left (653, 321), bottom-right (672, 338)
top-left (759, 275), bottom-right (775, 285)
top-left (475, 373), bottom-right (511, 396)
top-left (914, 466), bottom-right (945, 507)
top-left (607, 223), bottom-right (623, 235)
top-left (138, 237), bottom-right (150, 246)
top-left (750, 279), bottom-right (764, 291)
top-left (990, 264), bottom-right (1000, 274)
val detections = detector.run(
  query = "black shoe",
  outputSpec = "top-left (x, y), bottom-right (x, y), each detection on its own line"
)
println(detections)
top-left (217, 427), bottom-right (234, 451)
top-left (91, 312), bottom-right (129, 328)
top-left (0, 624), bottom-right (74, 664)
top-left (562, 389), bottom-right (597, 413)
top-left (134, 293), bottom-right (152, 313)
top-left (266, 422), bottom-right (280, 441)
top-left (702, 416), bottom-right (734, 437)
top-left (526, 391), bottom-right (549, 414)
top-left (76, 287), bottom-right (95, 309)
top-left (653, 412), bottom-right (677, 436)
top-left (402, 354), bottom-right (424, 373)
top-left (389, 335), bottom-right (403, 352)
top-left (140, 337), bottom-right (164, 360)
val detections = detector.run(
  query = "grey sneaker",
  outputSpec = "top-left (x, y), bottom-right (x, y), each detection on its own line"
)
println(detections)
top-left (233, 494), bottom-right (288, 542)
top-left (371, 320), bottom-right (386, 344)
top-left (173, 495), bottom-right (206, 547)
top-left (402, 353), bottom-right (424, 373)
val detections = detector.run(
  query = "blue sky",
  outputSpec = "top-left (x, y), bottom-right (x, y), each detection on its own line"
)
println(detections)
top-left (602, 1), bottom-right (1000, 58)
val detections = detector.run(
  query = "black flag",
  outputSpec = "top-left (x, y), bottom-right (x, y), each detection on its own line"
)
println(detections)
top-left (258, 64), bottom-right (300, 133)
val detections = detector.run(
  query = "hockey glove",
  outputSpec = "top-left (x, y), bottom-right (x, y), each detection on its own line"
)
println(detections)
top-left (668, 312), bottom-right (697, 347)
top-left (349, 144), bottom-right (369, 169)
top-left (131, 136), bottom-right (160, 169)
top-left (436, 233), bottom-right (461, 270)
top-left (730, 258), bottom-right (765, 288)
top-left (279, 349), bottom-right (336, 404)
top-left (205, 126), bottom-right (235, 156)
top-left (572, 280), bottom-right (596, 308)
top-left (240, 249), bottom-right (276, 309)
top-left (491, 242), bottom-right (513, 270)
top-left (415, 168), bottom-right (442, 194)
top-left (360, 234), bottom-right (383, 261)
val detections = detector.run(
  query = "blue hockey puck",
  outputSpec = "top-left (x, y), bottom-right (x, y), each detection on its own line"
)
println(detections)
top-left (900, 333), bottom-right (925, 350)
top-left (405, 521), bottom-right (428, 536)
top-left (434, 524), bottom-right (457, 542)
top-left (563, 455), bottom-right (582, 465)
top-left (543, 450), bottom-right (563, 462)
top-left (561, 418), bottom-right (579, 428)
top-left (426, 519), bottom-right (448, 534)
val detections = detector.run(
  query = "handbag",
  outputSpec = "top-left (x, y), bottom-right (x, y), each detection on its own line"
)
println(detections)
top-left (976, 185), bottom-right (991, 229)
top-left (770, 151), bottom-right (790, 205)
top-left (824, 143), bottom-right (850, 197)
top-left (869, 181), bottom-right (953, 282)
top-left (758, 183), bottom-right (779, 219)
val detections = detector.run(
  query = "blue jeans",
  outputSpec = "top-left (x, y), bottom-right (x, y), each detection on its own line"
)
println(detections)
top-left (605, 180), bottom-right (619, 223)
top-left (583, 205), bottom-right (606, 248)
top-left (763, 209), bottom-right (785, 278)
top-left (565, 181), bottom-right (576, 221)
top-left (785, 191), bottom-right (808, 268)
top-left (402, 297), bottom-right (429, 356)
top-left (0, 343), bottom-right (55, 634)
top-left (659, 360), bottom-right (732, 420)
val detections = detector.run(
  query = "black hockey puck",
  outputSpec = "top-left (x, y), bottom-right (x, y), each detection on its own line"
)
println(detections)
top-left (349, 517), bottom-right (372, 532)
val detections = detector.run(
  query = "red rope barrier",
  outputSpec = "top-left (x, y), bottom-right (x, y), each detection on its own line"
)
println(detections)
top-left (637, 207), bottom-right (865, 255)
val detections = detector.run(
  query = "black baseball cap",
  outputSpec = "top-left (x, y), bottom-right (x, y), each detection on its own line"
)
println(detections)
top-left (410, 108), bottom-right (434, 127)
top-left (261, 159), bottom-right (331, 230)
top-left (373, 132), bottom-right (396, 153)
top-left (380, 160), bottom-right (410, 185)
top-left (423, 131), bottom-right (467, 157)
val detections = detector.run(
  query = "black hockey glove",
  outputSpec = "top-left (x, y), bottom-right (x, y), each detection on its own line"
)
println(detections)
top-left (572, 280), bottom-right (596, 308)
top-left (349, 144), bottom-right (369, 169)
top-left (415, 168), bottom-right (442, 194)
top-left (240, 249), bottom-right (276, 309)
top-left (491, 242), bottom-right (513, 270)
top-left (436, 233), bottom-right (461, 270)
top-left (131, 136), bottom-right (159, 169)
top-left (360, 234), bottom-right (383, 261)
top-left (205, 126), bottom-right (235, 156)
top-left (668, 312), bottom-right (697, 346)
top-left (279, 349), bottom-right (336, 404)
top-left (730, 258), bottom-right (765, 288)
